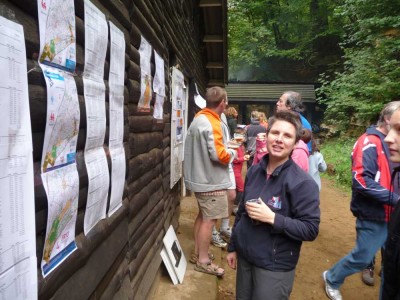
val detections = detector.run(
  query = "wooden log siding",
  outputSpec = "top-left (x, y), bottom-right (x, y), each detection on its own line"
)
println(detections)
top-left (1, 0), bottom-right (211, 298)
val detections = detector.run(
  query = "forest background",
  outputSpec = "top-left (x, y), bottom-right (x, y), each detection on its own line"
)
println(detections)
top-left (228, 0), bottom-right (400, 134)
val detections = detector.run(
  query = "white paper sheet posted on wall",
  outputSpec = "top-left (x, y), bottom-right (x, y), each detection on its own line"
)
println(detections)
top-left (160, 225), bottom-right (187, 285)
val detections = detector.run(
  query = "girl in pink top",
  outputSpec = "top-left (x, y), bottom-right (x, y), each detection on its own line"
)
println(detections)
top-left (252, 133), bottom-right (268, 165)
top-left (291, 129), bottom-right (311, 172)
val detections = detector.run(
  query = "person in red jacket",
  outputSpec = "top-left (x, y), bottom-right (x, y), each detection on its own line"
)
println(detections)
top-left (322, 101), bottom-right (400, 300)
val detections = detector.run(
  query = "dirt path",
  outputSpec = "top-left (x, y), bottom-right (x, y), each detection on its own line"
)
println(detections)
top-left (218, 177), bottom-right (381, 300)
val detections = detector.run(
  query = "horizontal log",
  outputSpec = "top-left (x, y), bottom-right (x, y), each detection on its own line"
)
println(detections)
top-left (127, 79), bottom-right (141, 103)
top-left (127, 164), bottom-right (162, 195)
top-left (131, 3), bottom-right (164, 55)
top-left (129, 23), bottom-right (141, 49)
top-left (128, 132), bottom-right (163, 157)
top-left (127, 60), bottom-right (140, 82)
top-left (94, 247), bottom-right (129, 299)
top-left (130, 229), bottom-right (163, 297)
top-left (128, 115), bottom-right (154, 133)
top-left (127, 148), bottom-right (163, 183)
top-left (127, 175), bottom-right (163, 222)
top-left (46, 214), bottom-right (128, 300)
top-left (128, 44), bottom-right (140, 65)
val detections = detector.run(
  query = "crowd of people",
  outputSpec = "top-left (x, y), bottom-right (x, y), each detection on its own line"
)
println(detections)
top-left (183, 86), bottom-right (400, 300)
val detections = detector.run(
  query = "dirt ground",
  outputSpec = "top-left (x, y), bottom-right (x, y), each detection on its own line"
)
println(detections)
top-left (217, 177), bottom-right (381, 300)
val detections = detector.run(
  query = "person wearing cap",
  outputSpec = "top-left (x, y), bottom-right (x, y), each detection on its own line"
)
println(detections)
top-left (184, 86), bottom-right (236, 277)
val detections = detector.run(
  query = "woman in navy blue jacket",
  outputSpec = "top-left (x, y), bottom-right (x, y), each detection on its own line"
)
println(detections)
top-left (227, 111), bottom-right (320, 300)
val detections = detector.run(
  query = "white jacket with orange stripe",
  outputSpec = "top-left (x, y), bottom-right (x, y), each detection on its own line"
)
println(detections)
top-left (184, 108), bottom-right (236, 192)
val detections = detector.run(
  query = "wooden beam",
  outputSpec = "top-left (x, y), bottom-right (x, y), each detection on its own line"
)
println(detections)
top-left (203, 35), bottom-right (223, 42)
top-left (207, 80), bottom-right (225, 87)
top-left (206, 62), bottom-right (224, 69)
top-left (199, 0), bottom-right (222, 7)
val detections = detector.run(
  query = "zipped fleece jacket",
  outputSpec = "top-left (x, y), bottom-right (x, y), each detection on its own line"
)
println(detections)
top-left (184, 108), bottom-right (235, 192)
top-left (228, 154), bottom-right (320, 271)
top-left (350, 126), bottom-right (399, 222)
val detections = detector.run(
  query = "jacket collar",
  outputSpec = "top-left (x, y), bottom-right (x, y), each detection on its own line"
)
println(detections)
top-left (196, 108), bottom-right (220, 120)
top-left (259, 154), bottom-right (292, 177)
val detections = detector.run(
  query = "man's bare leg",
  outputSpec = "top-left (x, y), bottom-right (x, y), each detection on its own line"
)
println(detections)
top-left (193, 211), bottom-right (202, 255)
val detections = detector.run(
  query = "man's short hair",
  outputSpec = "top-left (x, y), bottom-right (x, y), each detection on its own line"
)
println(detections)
top-left (206, 86), bottom-right (227, 108)
top-left (283, 91), bottom-right (304, 113)
top-left (267, 111), bottom-right (303, 142)
top-left (377, 101), bottom-right (400, 127)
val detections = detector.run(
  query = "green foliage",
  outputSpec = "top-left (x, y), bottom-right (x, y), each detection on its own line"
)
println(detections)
top-left (320, 138), bottom-right (355, 190)
top-left (228, 0), bottom-right (345, 80)
top-left (317, 0), bottom-right (400, 132)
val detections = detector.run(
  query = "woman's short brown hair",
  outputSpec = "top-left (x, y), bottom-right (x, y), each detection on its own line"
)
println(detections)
top-left (267, 111), bottom-right (303, 142)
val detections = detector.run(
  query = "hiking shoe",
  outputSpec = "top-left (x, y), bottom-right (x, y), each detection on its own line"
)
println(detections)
top-left (220, 227), bottom-right (232, 242)
top-left (361, 267), bottom-right (375, 286)
top-left (322, 271), bottom-right (342, 300)
top-left (211, 232), bottom-right (227, 248)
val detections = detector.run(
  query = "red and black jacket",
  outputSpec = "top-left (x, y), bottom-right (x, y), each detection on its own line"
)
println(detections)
top-left (350, 126), bottom-right (399, 222)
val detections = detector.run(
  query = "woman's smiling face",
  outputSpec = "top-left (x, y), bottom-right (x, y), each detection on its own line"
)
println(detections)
top-left (267, 119), bottom-right (297, 162)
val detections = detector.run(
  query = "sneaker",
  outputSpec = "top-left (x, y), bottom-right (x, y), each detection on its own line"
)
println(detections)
top-left (361, 268), bottom-right (375, 286)
top-left (322, 271), bottom-right (343, 300)
top-left (220, 227), bottom-right (232, 242)
top-left (211, 232), bottom-right (227, 248)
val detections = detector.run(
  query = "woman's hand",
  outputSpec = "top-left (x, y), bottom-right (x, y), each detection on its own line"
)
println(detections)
top-left (245, 199), bottom-right (275, 225)
top-left (226, 251), bottom-right (237, 269)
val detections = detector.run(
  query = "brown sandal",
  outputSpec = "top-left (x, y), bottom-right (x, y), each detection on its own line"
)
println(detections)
top-left (189, 252), bottom-right (215, 264)
top-left (194, 261), bottom-right (224, 277)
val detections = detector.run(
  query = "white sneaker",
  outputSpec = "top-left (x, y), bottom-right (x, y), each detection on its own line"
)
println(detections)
top-left (322, 271), bottom-right (342, 300)
top-left (211, 232), bottom-right (227, 248)
top-left (220, 227), bottom-right (232, 242)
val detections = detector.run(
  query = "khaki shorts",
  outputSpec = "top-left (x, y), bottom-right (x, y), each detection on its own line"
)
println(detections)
top-left (195, 192), bottom-right (228, 220)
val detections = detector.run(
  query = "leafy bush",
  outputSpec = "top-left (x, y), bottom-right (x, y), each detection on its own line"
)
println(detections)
top-left (317, 0), bottom-right (400, 132)
top-left (320, 138), bottom-right (355, 190)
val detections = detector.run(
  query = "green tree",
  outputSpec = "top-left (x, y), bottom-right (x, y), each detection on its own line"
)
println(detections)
top-left (228, 0), bottom-right (344, 81)
top-left (318, 0), bottom-right (400, 132)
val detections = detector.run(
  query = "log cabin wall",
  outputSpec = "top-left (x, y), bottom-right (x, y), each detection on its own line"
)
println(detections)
top-left (0, 0), bottom-right (211, 299)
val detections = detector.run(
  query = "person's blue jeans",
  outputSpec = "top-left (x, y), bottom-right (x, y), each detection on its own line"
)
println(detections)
top-left (326, 219), bottom-right (387, 289)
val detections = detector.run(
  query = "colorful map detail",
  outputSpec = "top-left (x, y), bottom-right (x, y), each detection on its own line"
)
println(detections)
top-left (38, 0), bottom-right (76, 72)
top-left (41, 66), bottom-right (80, 173)
top-left (41, 164), bottom-right (79, 277)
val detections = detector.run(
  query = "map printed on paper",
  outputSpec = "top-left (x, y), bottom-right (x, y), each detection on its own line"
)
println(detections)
top-left (41, 164), bottom-right (79, 277)
top-left (41, 66), bottom-right (80, 173)
top-left (38, 0), bottom-right (76, 72)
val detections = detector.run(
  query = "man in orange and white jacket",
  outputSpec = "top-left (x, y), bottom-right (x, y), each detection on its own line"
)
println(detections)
top-left (184, 86), bottom-right (236, 277)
